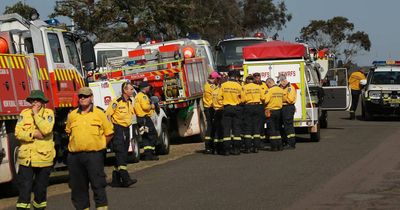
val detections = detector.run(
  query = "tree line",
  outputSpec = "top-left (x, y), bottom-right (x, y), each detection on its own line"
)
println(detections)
top-left (4, 0), bottom-right (371, 66)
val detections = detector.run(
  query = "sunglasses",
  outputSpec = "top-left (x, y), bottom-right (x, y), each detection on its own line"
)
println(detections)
top-left (78, 94), bottom-right (91, 99)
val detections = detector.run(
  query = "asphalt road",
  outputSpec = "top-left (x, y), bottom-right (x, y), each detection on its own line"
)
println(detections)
top-left (1, 110), bottom-right (400, 210)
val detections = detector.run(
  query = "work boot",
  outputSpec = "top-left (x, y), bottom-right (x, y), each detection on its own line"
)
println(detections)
top-left (143, 150), bottom-right (159, 161)
top-left (109, 170), bottom-right (122, 187)
top-left (119, 170), bottom-right (137, 187)
top-left (243, 138), bottom-right (251, 153)
top-left (231, 141), bottom-right (241, 155)
top-left (277, 140), bottom-right (283, 151)
top-left (203, 141), bottom-right (214, 154)
top-left (349, 111), bottom-right (355, 120)
top-left (270, 140), bottom-right (278, 151)
top-left (222, 141), bottom-right (231, 156)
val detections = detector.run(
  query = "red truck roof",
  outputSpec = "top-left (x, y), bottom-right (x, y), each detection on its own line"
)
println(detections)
top-left (242, 40), bottom-right (306, 60)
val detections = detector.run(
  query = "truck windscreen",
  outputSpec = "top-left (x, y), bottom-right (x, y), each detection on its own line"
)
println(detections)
top-left (216, 40), bottom-right (266, 67)
top-left (371, 71), bottom-right (400, 84)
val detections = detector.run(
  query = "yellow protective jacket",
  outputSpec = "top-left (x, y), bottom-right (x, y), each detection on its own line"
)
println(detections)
top-left (242, 83), bottom-right (263, 104)
top-left (134, 92), bottom-right (154, 117)
top-left (212, 86), bottom-right (223, 110)
top-left (349, 71), bottom-right (366, 90)
top-left (263, 85), bottom-right (284, 110)
top-left (281, 83), bottom-right (297, 105)
top-left (106, 97), bottom-right (135, 127)
top-left (15, 107), bottom-right (55, 167)
top-left (66, 106), bottom-right (114, 152)
top-left (218, 80), bottom-right (242, 106)
top-left (203, 81), bottom-right (214, 108)
top-left (258, 82), bottom-right (269, 95)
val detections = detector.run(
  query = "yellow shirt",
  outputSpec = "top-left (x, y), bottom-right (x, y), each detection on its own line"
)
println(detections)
top-left (203, 82), bottom-right (214, 108)
top-left (15, 107), bottom-right (55, 167)
top-left (349, 71), bottom-right (366, 90)
top-left (281, 83), bottom-right (297, 105)
top-left (259, 82), bottom-right (269, 94)
top-left (212, 86), bottom-right (223, 110)
top-left (106, 97), bottom-right (135, 127)
top-left (65, 106), bottom-right (114, 152)
top-left (264, 86), bottom-right (283, 110)
top-left (218, 80), bottom-right (242, 106)
top-left (134, 92), bottom-right (154, 117)
top-left (242, 83), bottom-right (263, 104)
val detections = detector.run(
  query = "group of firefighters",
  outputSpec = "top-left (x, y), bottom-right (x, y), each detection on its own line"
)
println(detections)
top-left (14, 81), bottom-right (158, 209)
top-left (202, 70), bottom-right (298, 156)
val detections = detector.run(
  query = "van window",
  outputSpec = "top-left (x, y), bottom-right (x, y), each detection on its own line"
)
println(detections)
top-left (97, 50), bottom-right (122, 67)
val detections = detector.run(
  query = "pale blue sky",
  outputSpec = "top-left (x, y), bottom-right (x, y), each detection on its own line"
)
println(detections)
top-left (1, 0), bottom-right (398, 66)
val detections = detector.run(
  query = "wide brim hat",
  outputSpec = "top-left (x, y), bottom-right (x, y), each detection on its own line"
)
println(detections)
top-left (26, 90), bottom-right (49, 103)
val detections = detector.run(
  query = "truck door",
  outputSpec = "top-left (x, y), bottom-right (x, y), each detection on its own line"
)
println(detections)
top-left (321, 68), bottom-right (351, 110)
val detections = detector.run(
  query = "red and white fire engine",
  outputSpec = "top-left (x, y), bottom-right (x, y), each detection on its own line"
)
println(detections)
top-left (0, 13), bottom-right (96, 188)
top-left (89, 40), bottom-right (210, 158)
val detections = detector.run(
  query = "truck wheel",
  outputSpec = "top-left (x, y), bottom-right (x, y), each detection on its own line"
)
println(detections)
top-left (129, 125), bottom-right (141, 163)
top-left (6, 133), bottom-right (19, 195)
top-left (156, 123), bottom-right (170, 155)
top-left (310, 124), bottom-right (321, 142)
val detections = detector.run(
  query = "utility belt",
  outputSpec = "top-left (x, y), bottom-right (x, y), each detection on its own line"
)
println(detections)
top-left (113, 123), bottom-right (130, 129)
top-left (68, 149), bottom-right (105, 154)
top-left (283, 103), bottom-right (295, 106)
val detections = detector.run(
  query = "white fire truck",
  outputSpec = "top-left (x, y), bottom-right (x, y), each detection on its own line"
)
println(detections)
top-left (89, 40), bottom-right (210, 158)
top-left (243, 41), bottom-right (350, 141)
top-left (0, 13), bottom-right (96, 188)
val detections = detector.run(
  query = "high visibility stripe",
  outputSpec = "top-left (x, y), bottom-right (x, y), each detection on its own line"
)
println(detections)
top-left (3, 56), bottom-right (10, 68)
top-left (243, 135), bottom-right (252, 138)
top-left (63, 69), bottom-right (68, 80)
top-left (232, 136), bottom-right (241, 141)
top-left (26, 64), bottom-right (31, 77)
top-left (0, 115), bottom-right (18, 120)
top-left (0, 56), bottom-right (5, 68)
top-left (54, 69), bottom-right (59, 80)
top-left (59, 69), bottom-right (65, 80)
top-left (42, 68), bottom-right (49, 80)
top-left (270, 135), bottom-right (281, 140)
top-left (223, 137), bottom-right (231, 141)
top-left (72, 70), bottom-right (79, 84)
top-left (9, 56), bottom-right (15, 68)
top-left (253, 134), bottom-right (261, 138)
top-left (204, 136), bottom-right (211, 140)
top-left (18, 57), bottom-right (25, 68)
top-left (68, 69), bottom-right (74, 80)
top-left (33, 201), bottom-right (47, 208)
top-left (97, 206), bottom-right (108, 210)
top-left (13, 56), bottom-right (20, 68)
top-left (118, 165), bottom-right (127, 170)
top-left (16, 202), bottom-right (31, 208)
top-left (213, 139), bottom-right (222, 143)
top-left (143, 146), bottom-right (155, 150)
top-left (287, 134), bottom-right (296, 138)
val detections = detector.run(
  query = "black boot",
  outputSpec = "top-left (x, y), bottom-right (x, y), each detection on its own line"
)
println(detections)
top-left (287, 138), bottom-right (296, 150)
top-left (243, 138), bottom-right (251, 153)
top-left (270, 140), bottom-right (278, 151)
top-left (109, 170), bottom-right (121, 187)
top-left (143, 149), bottom-right (159, 161)
top-left (222, 141), bottom-right (231, 156)
top-left (216, 142), bottom-right (223, 155)
top-left (252, 139), bottom-right (260, 153)
top-left (119, 169), bottom-right (137, 187)
top-left (231, 141), bottom-right (241, 155)
top-left (277, 139), bottom-right (283, 151)
top-left (203, 141), bottom-right (213, 154)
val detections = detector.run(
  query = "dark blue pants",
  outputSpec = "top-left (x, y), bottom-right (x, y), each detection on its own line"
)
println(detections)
top-left (112, 124), bottom-right (130, 167)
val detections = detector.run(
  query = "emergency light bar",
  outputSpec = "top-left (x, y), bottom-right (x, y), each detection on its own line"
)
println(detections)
top-left (372, 60), bottom-right (400, 66)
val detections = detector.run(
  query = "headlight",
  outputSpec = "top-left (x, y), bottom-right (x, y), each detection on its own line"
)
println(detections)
top-left (368, 91), bottom-right (382, 99)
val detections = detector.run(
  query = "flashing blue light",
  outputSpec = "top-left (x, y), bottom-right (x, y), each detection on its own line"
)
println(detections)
top-left (44, 19), bottom-right (60, 26)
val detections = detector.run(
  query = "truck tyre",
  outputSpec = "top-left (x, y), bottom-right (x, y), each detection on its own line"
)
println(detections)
top-left (129, 125), bottom-right (140, 163)
top-left (156, 123), bottom-right (170, 155)
top-left (6, 133), bottom-right (19, 195)
top-left (310, 124), bottom-right (321, 142)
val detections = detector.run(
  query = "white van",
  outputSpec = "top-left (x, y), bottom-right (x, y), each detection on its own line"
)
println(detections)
top-left (94, 42), bottom-right (139, 70)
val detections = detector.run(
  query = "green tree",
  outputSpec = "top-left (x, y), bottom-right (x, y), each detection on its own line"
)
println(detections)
top-left (4, 1), bottom-right (38, 20)
top-left (300, 16), bottom-right (371, 64)
top-left (51, 0), bottom-right (292, 44)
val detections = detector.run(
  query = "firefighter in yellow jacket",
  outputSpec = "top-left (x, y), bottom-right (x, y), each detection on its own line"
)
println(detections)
top-left (15, 90), bottom-right (55, 210)
top-left (65, 87), bottom-right (114, 210)
top-left (242, 75), bottom-right (264, 153)
top-left (134, 81), bottom-right (159, 160)
top-left (279, 75), bottom-right (297, 149)
top-left (212, 76), bottom-right (224, 154)
top-left (106, 81), bottom-right (137, 187)
top-left (218, 70), bottom-right (243, 155)
top-left (263, 78), bottom-right (284, 151)
top-left (253, 72), bottom-right (269, 144)
top-left (202, 71), bottom-right (220, 154)
top-left (348, 69), bottom-right (366, 119)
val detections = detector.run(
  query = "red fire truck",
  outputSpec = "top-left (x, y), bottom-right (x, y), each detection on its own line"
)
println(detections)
top-left (91, 40), bottom-right (210, 148)
top-left (0, 13), bottom-right (96, 188)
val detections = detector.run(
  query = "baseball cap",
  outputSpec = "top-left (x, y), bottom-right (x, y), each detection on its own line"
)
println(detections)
top-left (78, 87), bottom-right (93, 96)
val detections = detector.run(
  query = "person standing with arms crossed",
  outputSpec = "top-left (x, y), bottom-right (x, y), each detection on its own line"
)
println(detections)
top-left (348, 69), bottom-right (366, 120)
top-left (134, 81), bottom-right (159, 161)
top-left (15, 90), bottom-right (55, 210)
top-left (263, 78), bottom-right (284, 151)
top-left (65, 87), bottom-right (114, 210)
top-left (278, 75), bottom-right (297, 150)
top-left (106, 82), bottom-right (137, 187)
